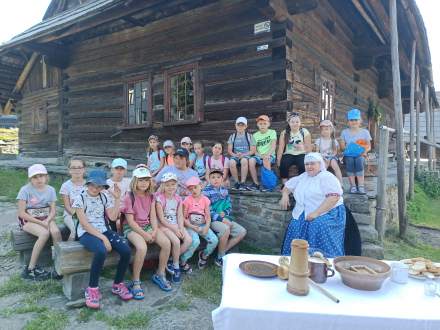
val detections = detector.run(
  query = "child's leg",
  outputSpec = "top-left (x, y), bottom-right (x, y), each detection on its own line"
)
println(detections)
top-left (154, 229), bottom-right (171, 276)
top-left (249, 157), bottom-right (259, 184)
top-left (180, 228), bottom-right (200, 264)
top-left (229, 158), bottom-right (239, 182)
top-left (240, 158), bottom-right (249, 183)
top-left (330, 159), bottom-right (343, 184)
top-left (210, 221), bottom-right (230, 258)
top-left (127, 231), bottom-right (147, 282)
top-left (262, 157), bottom-right (271, 170)
top-left (180, 228), bottom-right (192, 255)
top-left (344, 157), bottom-right (356, 188)
top-left (22, 222), bottom-right (50, 269)
top-left (225, 221), bottom-right (247, 251)
top-left (279, 154), bottom-right (295, 183)
top-left (161, 228), bottom-right (180, 266)
top-left (355, 156), bottom-right (365, 187)
top-left (79, 233), bottom-right (108, 288)
top-left (103, 231), bottom-right (131, 285)
top-left (200, 227), bottom-right (219, 257)
top-left (49, 221), bottom-right (61, 243)
top-left (63, 214), bottom-right (75, 240)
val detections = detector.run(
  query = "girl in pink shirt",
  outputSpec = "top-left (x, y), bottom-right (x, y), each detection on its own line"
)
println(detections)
top-left (121, 166), bottom-right (172, 295)
top-left (182, 177), bottom-right (218, 269)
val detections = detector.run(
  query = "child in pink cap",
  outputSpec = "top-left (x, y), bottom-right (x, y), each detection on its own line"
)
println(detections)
top-left (17, 164), bottom-right (61, 281)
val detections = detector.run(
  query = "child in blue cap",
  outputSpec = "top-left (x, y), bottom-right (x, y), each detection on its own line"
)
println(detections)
top-left (340, 109), bottom-right (372, 194)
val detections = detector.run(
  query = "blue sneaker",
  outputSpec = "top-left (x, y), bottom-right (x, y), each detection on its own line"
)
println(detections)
top-left (172, 268), bottom-right (181, 283)
top-left (166, 260), bottom-right (174, 275)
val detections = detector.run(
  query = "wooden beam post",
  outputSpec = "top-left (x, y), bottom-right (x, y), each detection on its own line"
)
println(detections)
top-left (415, 68), bottom-right (421, 173)
top-left (408, 40), bottom-right (416, 200)
top-left (430, 98), bottom-right (436, 170)
top-left (389, 0), bottom-right (407, 238)
top-left (425, 84), bottom-right (432, 170)
top-left (375, 126), bottom-right (390, 241)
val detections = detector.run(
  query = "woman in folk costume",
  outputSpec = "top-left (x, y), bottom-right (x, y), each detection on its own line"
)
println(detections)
top-left (280, 152), bottom-right (346, 257)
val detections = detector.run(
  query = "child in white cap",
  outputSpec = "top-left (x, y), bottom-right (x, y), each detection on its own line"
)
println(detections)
top-left (180, 137), bottom-right (197, 168)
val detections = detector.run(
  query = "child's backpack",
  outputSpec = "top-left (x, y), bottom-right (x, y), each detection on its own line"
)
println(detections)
top-left (260, 167), bottom-right (278, 191)
top-left (231, 132), bottom-right (252, 153)
top-left (207, 155), bottom-right (225, 169)
top-left (74, 191), bottom-right (111, 240)
top-left (118, 191), bottom-right (136, 234)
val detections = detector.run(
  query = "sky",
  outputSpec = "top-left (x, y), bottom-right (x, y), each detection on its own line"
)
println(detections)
top-left (0, 0), bottom-right (439, 89)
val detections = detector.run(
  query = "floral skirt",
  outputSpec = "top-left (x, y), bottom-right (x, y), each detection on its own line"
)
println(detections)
top-left (281, 204), bottom-right (346, 258)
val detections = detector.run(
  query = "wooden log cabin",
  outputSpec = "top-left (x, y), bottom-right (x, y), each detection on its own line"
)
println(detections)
top-left (0, 0), bottom-right (437, 163)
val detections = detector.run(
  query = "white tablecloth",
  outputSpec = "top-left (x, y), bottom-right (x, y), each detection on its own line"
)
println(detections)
top-left (212, 254), bottom-right (440, 330)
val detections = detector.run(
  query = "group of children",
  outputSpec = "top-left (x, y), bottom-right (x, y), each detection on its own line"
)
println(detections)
top-left (147, 108), bottom-right (371, 194)
top-left (17, 156), bottom-right (246, 309)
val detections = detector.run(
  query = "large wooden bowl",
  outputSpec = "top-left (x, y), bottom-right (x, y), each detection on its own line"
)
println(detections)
top-left (334, 256), bottom-right (391, 291)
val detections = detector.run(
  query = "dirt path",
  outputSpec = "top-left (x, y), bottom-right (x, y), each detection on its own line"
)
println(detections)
top-left (410, 224), bottom-right (440, 248)
top-left (0, 202), bottom-right (217, 329)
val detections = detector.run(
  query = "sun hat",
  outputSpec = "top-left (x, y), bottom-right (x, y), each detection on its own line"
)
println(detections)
top-left (132, 167), bottom-right (152, 179)
top-left (180, 137), bottom-right (192, 144)
top-left (28, 164), bottom-right (48, 178)
top-left (174, 148), bottom-right (189, 158)
top-left (319, 120), bottom-right (334, 128)
top-left (148, 135), bottom-right (159, 141)
top-left (304, 152), bottom-right (326, 172)
top-left (256, 115), bottom-right (270, 123)
top-left (135, 163), bottom-right (148, 169)
top-left (161, 172), bottom-right (178, 183)
top-left (235, 117), bottom-right (248, 125)
top-left (347, 108), bottom-right (361, 120)
top-left (86, 169), bottom-right (109, 188)
top-left (185, 176), bottom-right (201, 187)
top-left (163, 140), bottom-right (174, 148)
top-left (111, 158), bottom-right (127, 169)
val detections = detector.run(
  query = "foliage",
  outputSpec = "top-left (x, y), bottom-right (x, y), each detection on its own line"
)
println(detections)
top-left (0, 274), bottom-right (62, 299)
top-left (23, 309), bottom-right (68, 330)
top-left (367, 99), bottom-right (384, 124)
top-left (415, 170), bottom-right (440, 198)
top-left (407, 183), bottom-right (440, 229)
top-left (182, 264), bottom-right (222, 305)
top-left (95, 311), bottom-right (151, 329)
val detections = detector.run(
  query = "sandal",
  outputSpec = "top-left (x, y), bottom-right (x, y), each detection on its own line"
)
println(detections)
top-left (152, 274), bottom-right (172, 292)
top-left (179, 262), bottom-right (193, 274)
top-left (128, 280), bottom-right (145, 300)
top-left (198, 251), bottom-right (209, 269)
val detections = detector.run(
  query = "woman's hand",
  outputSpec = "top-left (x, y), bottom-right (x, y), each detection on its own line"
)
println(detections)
top-left (279, 195), bottom-right (290, 210)
top-left (306, 211), bottom-right (319, 221)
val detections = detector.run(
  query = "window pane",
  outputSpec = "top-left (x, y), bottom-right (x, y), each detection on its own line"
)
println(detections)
top-left (127, 80), bottom-right (149, 125)
top-left (170, 71), bottom-right (195, 121)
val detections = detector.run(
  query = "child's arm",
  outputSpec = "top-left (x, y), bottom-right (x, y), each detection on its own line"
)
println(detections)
top-left (76, 208), bottom-right (112, 250)
top-left (106, 185), bottom-right (121, 221)
top-left (47, 201), bottom-right (57, 222)
top-left (17, 200), bottom-right (48, 228)
top-left (227, 143), bottom-right (237, 158)
top-left (155, 201), bottom-right (175, 231)
top-left (304, 133), bottom-right (313, 153)
top-left (277, 131), bottom-right (285, 166)
top-left (182, 202), bottom-right (198, 231)
top-left (249, 144), bottom-right (256, 156)
top-left (202, 203), bottom-right (211, 236)
top-left (61, 195), bottom-right (75, 216)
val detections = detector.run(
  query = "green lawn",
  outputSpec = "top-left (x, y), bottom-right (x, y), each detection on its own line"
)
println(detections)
top-left (0, 168), bottom-right (64, 202)
top-left (384, 233), bottom-right (440, 261)
top-left (407, 183), bottom-right (440, 230)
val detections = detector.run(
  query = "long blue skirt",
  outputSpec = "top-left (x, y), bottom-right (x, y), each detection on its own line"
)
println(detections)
top-left (281, 204), bottom-right (346, 258)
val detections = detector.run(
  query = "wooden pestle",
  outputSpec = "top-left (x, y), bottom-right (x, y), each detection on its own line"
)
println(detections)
top-left (287, 239), bottom-right (310, 296)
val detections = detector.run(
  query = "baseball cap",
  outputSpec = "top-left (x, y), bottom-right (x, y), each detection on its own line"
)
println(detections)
top-left (319, 120), bottom-right (334, 128)
top-left (111, 158), bottom-right (127, 169)
top-left (28, 164), bottom-right (48, 178)
top-left (132, 167), bottom-right (152, 179)
top-left (86, 169), bottom-right (109, 188)
top-left (161, 172), bottom-right (178, 183)
top-left (256, 115), bottom-right (270, 123)
top-left (235, 117), bottom-right (248, 125)
top-left (174, 148), bottom-right (189, 158)
top-left (163, 140), bottom-right (174, 148)
top-left (208, 168), bottom-right (224, 176)
top-left (185, 176), bottom-right (201, 187)
top-left (180, 137), bottom-right (192, 144)
top-left (347, 108), bottom-right (361, 120)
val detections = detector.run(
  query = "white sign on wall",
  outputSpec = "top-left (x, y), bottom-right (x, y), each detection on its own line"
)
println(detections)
top-left (254, 21), bottom-right (271, 34)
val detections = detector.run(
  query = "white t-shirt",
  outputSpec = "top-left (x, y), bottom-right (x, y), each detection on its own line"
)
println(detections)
top-left (59, 179), bottom-right (85, 216)
top-left (315, 138), bottom-right (339, 158)
top-left (72, 190), bottom-right (114, 237)
top-left (285, 170), bottom-right (343, 219)
top-left (106, 177), bottom-right (131, 202)
top-left (205, 156), bottom-right (230, 171)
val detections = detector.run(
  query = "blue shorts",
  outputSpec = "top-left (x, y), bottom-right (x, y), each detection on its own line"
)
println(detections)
top-left (230, 156), bottom-right (251, 164)
top-left (251, 155), bottom-right (276, 166)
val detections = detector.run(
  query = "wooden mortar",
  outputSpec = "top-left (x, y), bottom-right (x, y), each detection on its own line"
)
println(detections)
top-left (287, 239), bottom-right (310, 296)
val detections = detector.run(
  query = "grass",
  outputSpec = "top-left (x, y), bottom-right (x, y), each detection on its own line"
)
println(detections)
top-left (1, 303), bottom-right (48, 317)
top-left (182, 264), bottom-right (222, 305)
top-left (383, 228), bottom-right (440, 261)
top-left (239, 242), bottom-right (275, 255)
top-left (0, 274), bottom-right (62, 299)
top-left (0, 169), bottom-right (64, 202)
top-left (407, 183), bottom-right (440, 230)
top-left (95, 311), bottom-right (151, 329)
top-left (23, 309), bottom-right (68, 330)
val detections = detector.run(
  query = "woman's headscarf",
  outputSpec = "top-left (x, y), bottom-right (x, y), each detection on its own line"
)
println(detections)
top-left (304, 152), bottom-right (326, 172)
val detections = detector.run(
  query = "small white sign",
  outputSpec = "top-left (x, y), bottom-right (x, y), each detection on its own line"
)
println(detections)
top-left (254, 21), bottom-right (271, 34)
top-left (257, 44), bottom-right (269, 51)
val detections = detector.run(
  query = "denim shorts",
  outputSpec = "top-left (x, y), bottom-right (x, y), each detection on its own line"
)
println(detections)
top-left (251, 155), bottom-right (276, 166)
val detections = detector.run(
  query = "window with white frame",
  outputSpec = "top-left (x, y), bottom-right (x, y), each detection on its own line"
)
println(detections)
top-left (320, 75), bottom-right (335, 121)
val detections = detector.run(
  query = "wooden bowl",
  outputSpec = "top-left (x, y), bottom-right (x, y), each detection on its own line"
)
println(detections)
top-left (334, 256), bottom-right (391, 291)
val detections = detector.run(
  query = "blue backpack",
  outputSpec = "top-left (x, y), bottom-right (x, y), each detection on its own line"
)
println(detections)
top-left (260, 167), bottom-right (277, 191)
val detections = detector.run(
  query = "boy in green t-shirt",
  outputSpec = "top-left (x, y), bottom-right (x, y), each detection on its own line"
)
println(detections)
top-left (248, 115), bottom-right (277, 191)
